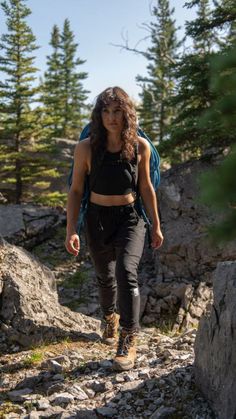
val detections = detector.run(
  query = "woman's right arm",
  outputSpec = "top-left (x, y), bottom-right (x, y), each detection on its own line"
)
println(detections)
top-left (65, 140), bottom-right (89, 256)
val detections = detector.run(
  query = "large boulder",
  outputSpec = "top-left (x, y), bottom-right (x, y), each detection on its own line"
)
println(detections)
top-left (156, 157), bottom-right (236, 284)
top-left (194, 261), bottom-right (236, 419)
top-left (0, 236), bottom-right (100, 349)
top-left (139, 155), bottom-right (236, 330)
top-left (0, 204), bottom-right (65, 249)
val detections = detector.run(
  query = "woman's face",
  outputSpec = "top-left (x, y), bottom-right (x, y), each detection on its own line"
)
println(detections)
top-left (101, 100), bottom-right (124, 134)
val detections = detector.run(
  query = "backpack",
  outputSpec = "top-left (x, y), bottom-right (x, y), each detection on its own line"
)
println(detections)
top-left (68, 123), bottom-right (160, 235)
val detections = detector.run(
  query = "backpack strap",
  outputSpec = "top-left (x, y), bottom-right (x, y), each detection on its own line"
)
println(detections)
top-left (128, 142), bottom-right (139, 194)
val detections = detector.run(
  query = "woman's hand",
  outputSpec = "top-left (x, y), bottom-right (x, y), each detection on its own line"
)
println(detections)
top-left (65, 233), bottom-right (80, 256)
top-left (151, 227), bottom-right (164, 249)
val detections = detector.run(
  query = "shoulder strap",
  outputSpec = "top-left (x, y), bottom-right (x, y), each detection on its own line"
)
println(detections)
top-left (128, 142), bottom-right (139, 193)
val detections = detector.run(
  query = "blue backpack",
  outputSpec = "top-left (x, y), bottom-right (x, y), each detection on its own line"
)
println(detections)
top-left (68, 123), bottom-right (160, 234)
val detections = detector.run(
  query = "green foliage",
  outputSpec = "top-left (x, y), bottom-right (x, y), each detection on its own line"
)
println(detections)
top-left (23, 351), bottom-right (44, 366)
top-left (34, 191), bottom-right (67, 206)
top-left (41, 19), bottom-right (90, 139)
top-left (0, 0), bottom-right (61, 203)
top-left (137, 0), bottom-right (180, 144)
top-left (160, 0), bottom-right (236, 162)
top-left (62, 269), bottom-right (88, 289)
top-left (199, 147), bottom-right (236, 242)
top-left (198, 45), bottom-right (236, 242)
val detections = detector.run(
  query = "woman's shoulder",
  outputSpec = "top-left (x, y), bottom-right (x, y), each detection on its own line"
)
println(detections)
top-left (75, 137), bottom-right (91, 150)
top-left (74, 137), bottom-right (92, 167)
top-left (137, 136), bottom-right (150, 154)
top-left (74, 137), bottom-right (91, 155)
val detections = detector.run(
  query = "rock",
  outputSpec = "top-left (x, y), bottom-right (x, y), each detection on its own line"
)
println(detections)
top-left (150, 406), bottom-right (176, 418)
top-left (41, 356), bottom-right (70, 373)
top-left (120, 380), bottom-right (144, 392)
top-left (69, 384), bottom-right (88, 400)
top-left (156, 157), bottom-right (236, 283)
top-left (0, 237), bottom-right (100, 348)
top-left (50, 392), bottom-right (74, 406)
top-left (7, 388), bottom-right (33, 402)
top-left (0, 204), bottom-right (65, 249)
top-left (194, 261), bottom-right (236, 419)
top-left (0, 192), bottom-right (7, 204)
top-left (96, 407), bottom-right (117, 417)
top-left (36, 398), bottom-right (51, 410)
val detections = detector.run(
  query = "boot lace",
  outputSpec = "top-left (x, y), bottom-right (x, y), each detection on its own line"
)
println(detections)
top-left (117, 333), bottom-right (134, 356)
top-left (104, 315), bottom-right (117, 338)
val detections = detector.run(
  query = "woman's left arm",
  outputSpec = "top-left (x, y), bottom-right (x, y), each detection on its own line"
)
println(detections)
top-left (138, 138), bottom-right (164, 249)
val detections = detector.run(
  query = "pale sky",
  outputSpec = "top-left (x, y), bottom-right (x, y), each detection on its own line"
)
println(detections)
top-left (0, 0), bottom-right (197, 104)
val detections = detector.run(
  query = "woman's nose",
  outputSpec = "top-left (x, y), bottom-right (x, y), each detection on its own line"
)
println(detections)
top-left (108, 111), bottom-right (116, 121)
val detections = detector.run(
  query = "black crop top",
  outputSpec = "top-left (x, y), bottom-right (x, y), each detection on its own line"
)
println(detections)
top-left (90, 149), bottom-right (137, 196)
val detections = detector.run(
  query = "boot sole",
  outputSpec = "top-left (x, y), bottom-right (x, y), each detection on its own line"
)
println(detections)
top-left (112, 360), bottom-right (135, 371)
top-left (102, 337), bottom-right (118, 346)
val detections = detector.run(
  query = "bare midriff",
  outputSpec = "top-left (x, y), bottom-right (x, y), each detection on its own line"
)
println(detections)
top-left (90, 191), bottom-right (136, 206)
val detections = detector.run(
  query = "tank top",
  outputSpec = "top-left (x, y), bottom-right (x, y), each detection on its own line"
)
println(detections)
top-left (90, 148), bottom-right (137, 196)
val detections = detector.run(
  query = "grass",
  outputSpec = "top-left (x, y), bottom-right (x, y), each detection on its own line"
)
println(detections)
top-left (23, 351), bottom-right (44, 367)
top-left (142, 318), bottom-right (181, 337)
top-left (0, 402), bottom-right (24, 418)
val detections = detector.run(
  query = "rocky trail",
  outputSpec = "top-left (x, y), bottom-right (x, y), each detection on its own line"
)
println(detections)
top-left (0, 227), bottom-right (214, 419)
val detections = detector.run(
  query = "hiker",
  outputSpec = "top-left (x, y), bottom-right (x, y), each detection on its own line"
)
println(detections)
top-left (65, 86), bottom-right (163, 371)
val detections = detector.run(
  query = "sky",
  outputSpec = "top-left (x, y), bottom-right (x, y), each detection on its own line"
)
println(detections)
top-left (0, 0), bottom-right (197, 104)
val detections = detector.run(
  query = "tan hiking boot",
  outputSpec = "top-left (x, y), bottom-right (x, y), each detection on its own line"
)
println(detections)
top-left (102, 313), bottom-right (120, 346)
top-left (113, 329), bottom-right (137, 371)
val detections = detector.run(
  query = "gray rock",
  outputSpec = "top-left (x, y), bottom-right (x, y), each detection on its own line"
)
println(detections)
top-left (7, 387), bottom-right (33, 402)
top-left (120, 380), bottom-right (144, 392)
top-left (0, 204), bottom-right (65, 248)
top-left (96, 407), bottom-right (117, 417)
top-left (50, 392), bottom-right (74, 406)
top-left (150, 406), bottom-right (176, 418)
top-left (0, 237), bottom-right (100, 348)
top-left (154, 156), bottom-right (236, 293)
top-left (194, 261), bottom-right (236, 419)
top-left (36, 398), bottom-right (51, 410)
top-left (69, 384), bottom-right (88, 400)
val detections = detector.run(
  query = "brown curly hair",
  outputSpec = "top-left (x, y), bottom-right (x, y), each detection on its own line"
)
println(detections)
top-left (90, 86), bottom-right (139, 161)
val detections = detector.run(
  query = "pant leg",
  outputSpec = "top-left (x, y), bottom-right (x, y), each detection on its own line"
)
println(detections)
top-left (114, 211), bottom-right (146, 331)
top-left (84, 205), bottom-right (117, 316)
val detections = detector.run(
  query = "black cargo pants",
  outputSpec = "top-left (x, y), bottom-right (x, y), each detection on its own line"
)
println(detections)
top-left (84, 202), bottom-right (146, 331)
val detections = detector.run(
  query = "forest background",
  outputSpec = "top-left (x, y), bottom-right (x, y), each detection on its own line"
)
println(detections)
top-left (0, 0), bottom-right (235, 241)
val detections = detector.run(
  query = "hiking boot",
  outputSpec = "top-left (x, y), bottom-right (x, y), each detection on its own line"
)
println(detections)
top-left (113, 328), bottom-right (137, 371)
top-left (102, 313), bottom-right (120, 346)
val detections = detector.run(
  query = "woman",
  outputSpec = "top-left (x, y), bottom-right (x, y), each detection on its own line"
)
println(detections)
top-left (65, 86), bottom-right (163, 371)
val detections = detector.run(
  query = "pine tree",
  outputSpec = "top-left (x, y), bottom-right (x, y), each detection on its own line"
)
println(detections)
top-left (0, 0), bottom-right (39, 203)
top-left (41, 25), bottom-right (62, 136)
top-left (216, 0), bottom-right (236, 48)
top-left (137, 0), bottom-right (180, 144)
top-left (137, 85), bottom-right (157, 141)
top-left (164, 0), bottom-right (220, 162)
top-left (58, 18), bottom-right (89, 139)
top-left (199, 44), bottom-right (236, 242)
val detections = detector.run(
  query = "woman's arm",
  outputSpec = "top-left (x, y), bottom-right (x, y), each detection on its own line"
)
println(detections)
top-left (65, 139), bottom-right (90, 256)
top-left (138, 138), bottom-right (163, 249)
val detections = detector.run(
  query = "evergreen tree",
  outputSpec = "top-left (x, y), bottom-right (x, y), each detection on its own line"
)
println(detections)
top-left (58, 18), bottom-right (89, 139)
top-left (137, 85), bottom-right (157, 141)
top-left (199, 44), bottom-right (236, 242)
top-left (0, 0), bottom-right (39, 203)
top-left (41, 25), bottom-right (62, 136)
top-left (163, 0), bottom-right (220, 162)
top-left (136, 0), bottom-right (180, 144)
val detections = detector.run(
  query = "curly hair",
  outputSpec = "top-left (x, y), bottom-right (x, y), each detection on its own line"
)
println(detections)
top-left (90, 86), bottom-right (139, 161)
